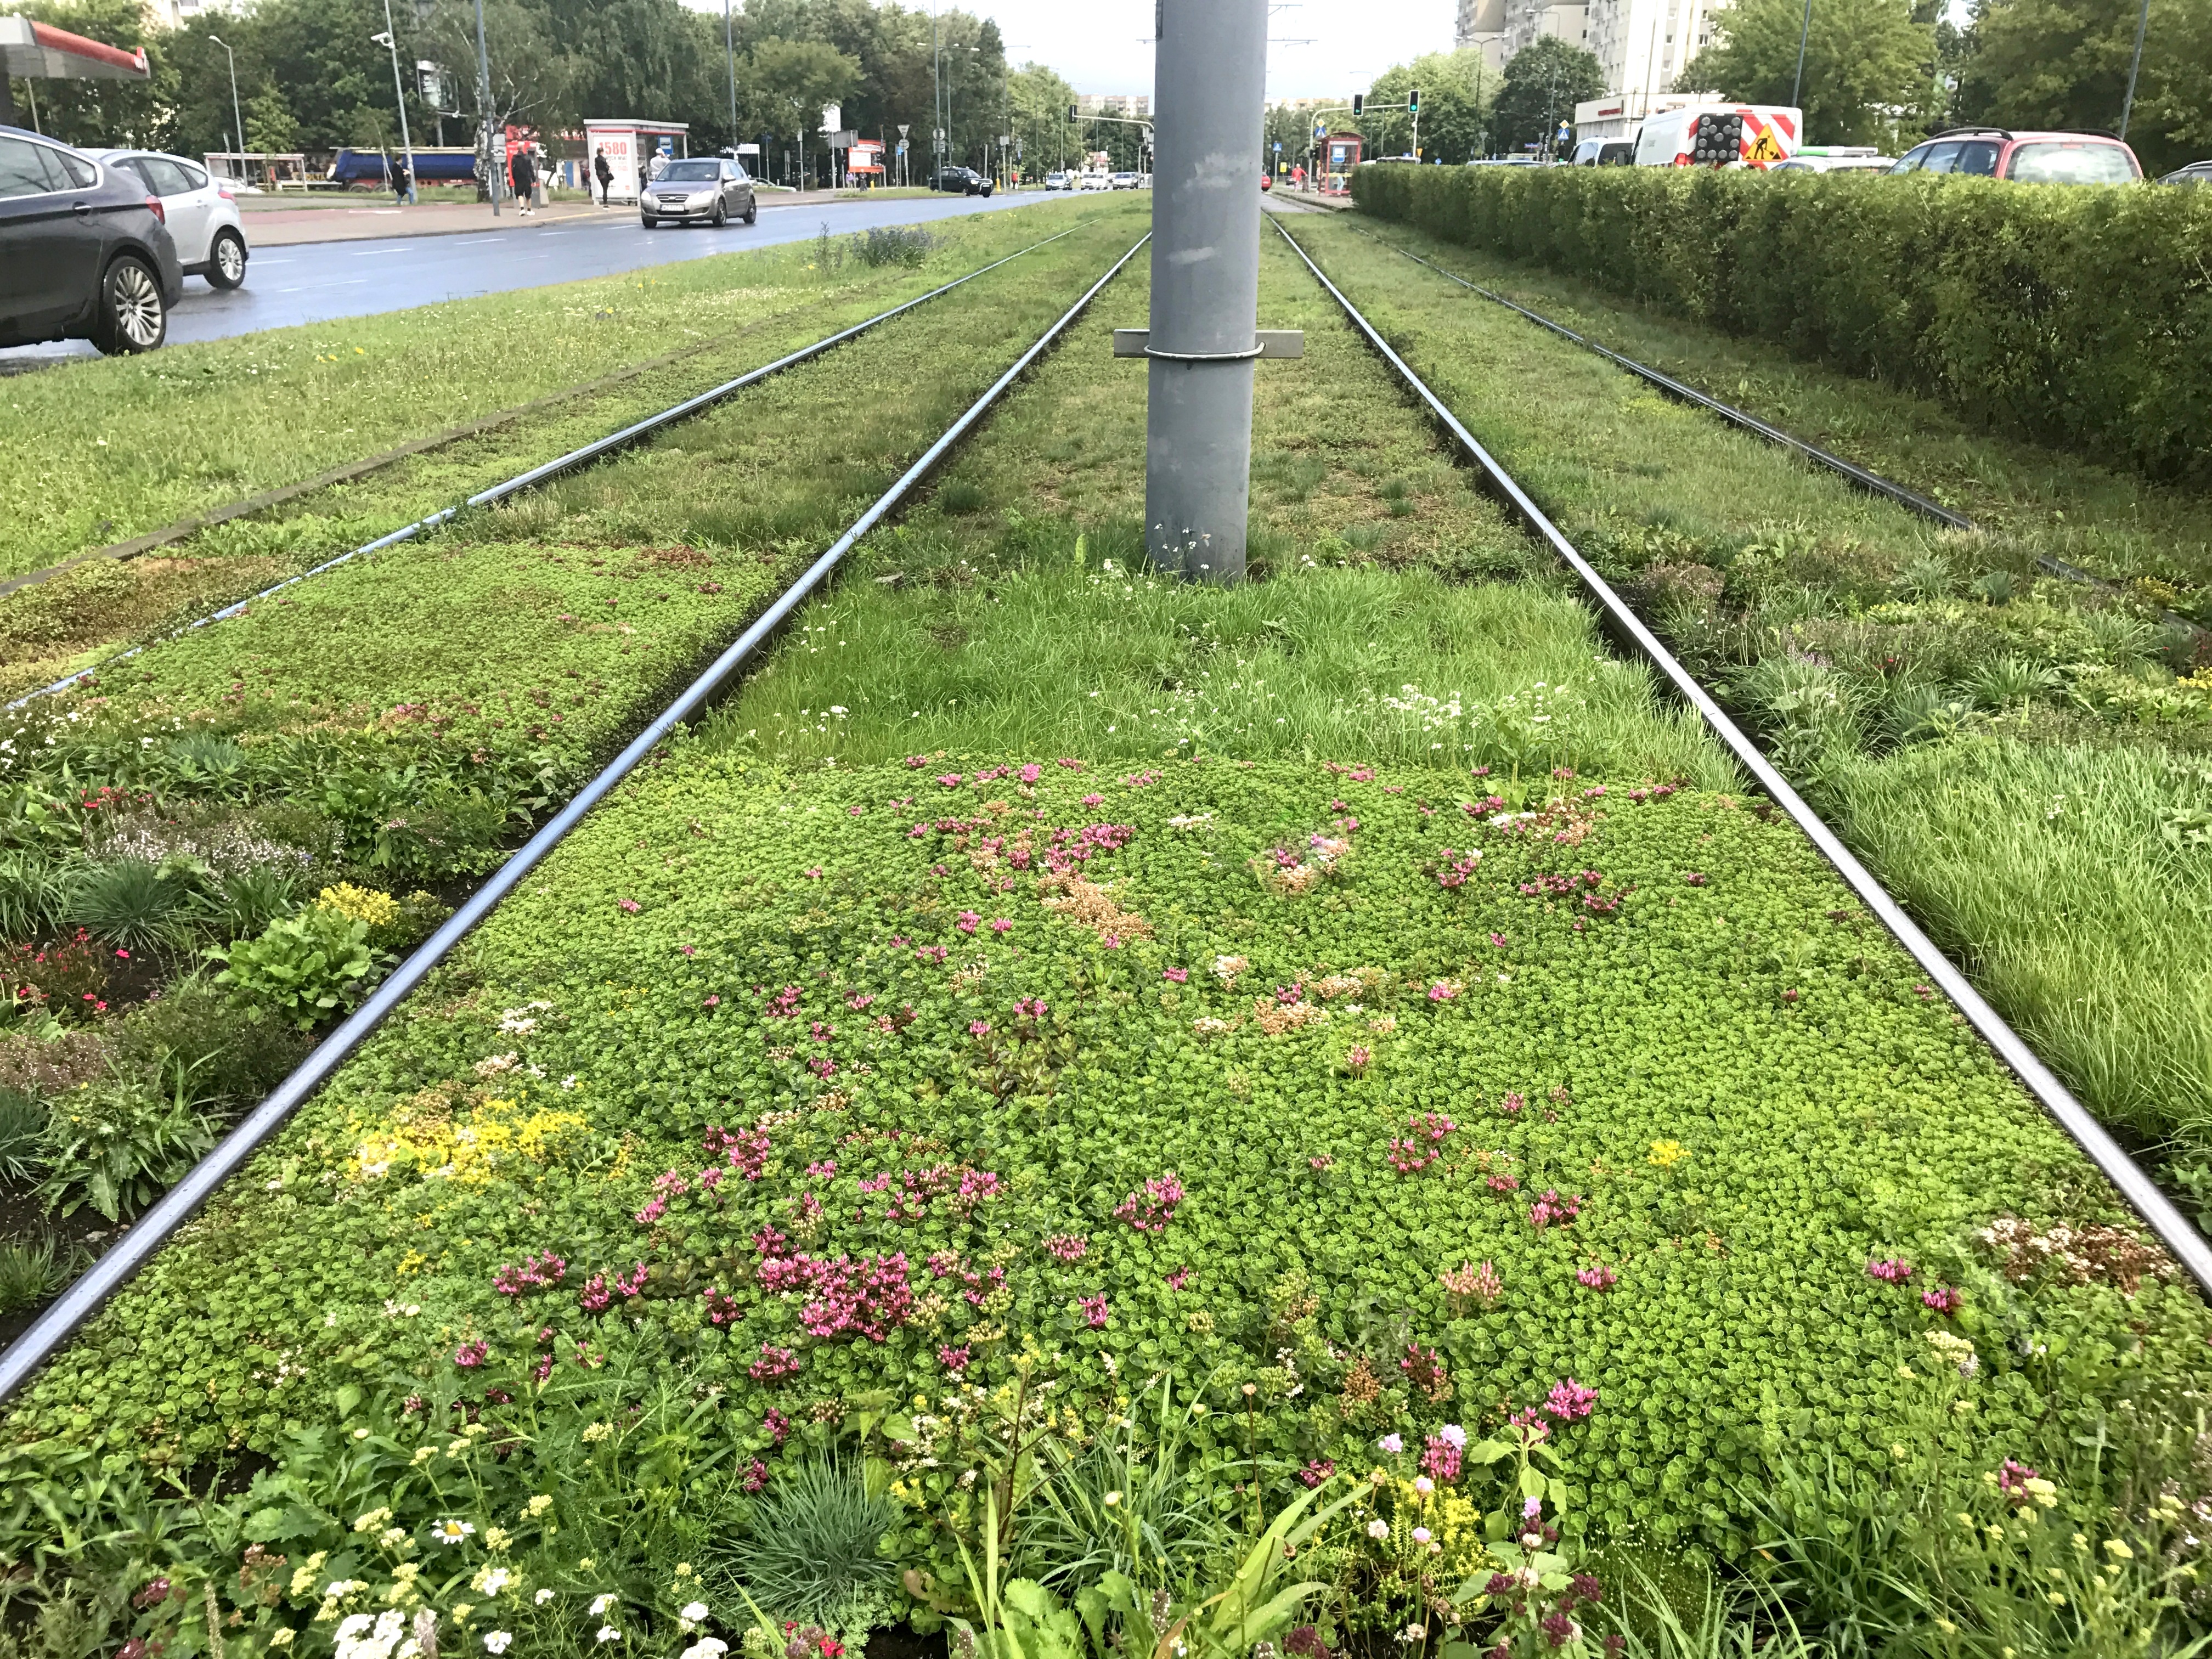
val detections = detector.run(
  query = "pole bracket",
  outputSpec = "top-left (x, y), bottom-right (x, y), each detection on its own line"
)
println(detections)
top-left (1114, 329), bottom-right (1304, 361)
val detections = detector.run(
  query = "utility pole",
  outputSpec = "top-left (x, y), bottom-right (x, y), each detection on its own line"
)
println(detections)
top-left (930, 5), bottom-right (941, 174)
top-left (1791, 0), bottom-right (1813, 114)
top-left (208, 33), bottom-right (244, 188)
top-left (473, 0), bottom-right (500, 215)
top-left (375, 0), bottom-right (417, 204)
top-left (1143, 0), bottom-right (1269, 582)
top-left (2119, 0), bottom-right (2150, 139)
top-left (724, 0), bottom-right (738, 149)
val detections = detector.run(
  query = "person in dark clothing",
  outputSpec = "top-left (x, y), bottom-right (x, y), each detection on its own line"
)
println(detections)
top-left (510, 144), bottom-right (537, 217)
top-left (593, 146), bottom-right (613, 207)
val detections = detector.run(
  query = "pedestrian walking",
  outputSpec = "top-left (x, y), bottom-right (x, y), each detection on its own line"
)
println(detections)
top-left (593, 147), bottom-right (613, 207)
top-left (510, 143), bottom-right (537, 217)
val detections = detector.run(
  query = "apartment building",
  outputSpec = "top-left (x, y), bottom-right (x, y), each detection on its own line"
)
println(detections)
top-left (1584, 0), bottom-right (1727, 105)
top-left (1075, 94), bottom-right (1150, 119)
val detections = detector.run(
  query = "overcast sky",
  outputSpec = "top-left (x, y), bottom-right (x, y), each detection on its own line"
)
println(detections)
top-left (685, 0), bottom-right (1452, 103)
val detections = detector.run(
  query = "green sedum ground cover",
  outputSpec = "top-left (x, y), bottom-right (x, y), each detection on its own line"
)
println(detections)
top-left (1276, 211), bottom-right (2212, 1204)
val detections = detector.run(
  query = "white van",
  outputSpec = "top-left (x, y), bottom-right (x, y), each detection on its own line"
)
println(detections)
top-left (1632, 105), bottom-right (1802, 168)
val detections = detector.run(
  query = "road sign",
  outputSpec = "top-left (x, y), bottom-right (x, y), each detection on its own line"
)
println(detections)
top-left (895, 139), bottom-right (907, 154)
top-left (898, 123), bottom-right (909, 137)
top-left (1272, 140), bottom-right (1281, 150)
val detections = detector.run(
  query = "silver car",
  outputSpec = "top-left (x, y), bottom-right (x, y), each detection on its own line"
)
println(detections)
top-left (641, 158), bottom-right (756, 229)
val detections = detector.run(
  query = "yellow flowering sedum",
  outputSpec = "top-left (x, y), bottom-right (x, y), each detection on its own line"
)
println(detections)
top-left (1647, 1139), bottom-right (1687, 1169)
top-left (318, 883), bottom-right (402, 932)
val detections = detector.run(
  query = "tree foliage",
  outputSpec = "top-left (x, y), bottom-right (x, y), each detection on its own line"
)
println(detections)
top-left (1959, 0), bottom-right (2212, 177)
top-left (1358, 50), bottom-right (1499, 163)
top-left (1491, 38), bottom-right (1604, 155)
top-left (1676, 0), bottom-right (1936, 146)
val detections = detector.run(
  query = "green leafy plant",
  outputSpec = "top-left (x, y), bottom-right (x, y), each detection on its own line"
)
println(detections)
top-left (205, 907), bottom-right (378, 1030)
top-left (35, 1066), bottom-right (215, 1221)
top-left (0, 848), bottom-right (67, 942)
top-left (65, 859), bottom-right (198, 955)
top-left (0, 1235), bottom-right (66, 1314)
top-left (715, 1453), bottom-right (899, 1625)
top-left (0, 1082), bottom-right (48, 1184)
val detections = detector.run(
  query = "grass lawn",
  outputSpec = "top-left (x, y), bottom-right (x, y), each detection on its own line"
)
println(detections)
top-left (0, 201), bottom-right (1115, 588)
top-left (1279, 213), bottom-right (2212, 1190)
top-left (10, 229), bottom-right (2210, 1659)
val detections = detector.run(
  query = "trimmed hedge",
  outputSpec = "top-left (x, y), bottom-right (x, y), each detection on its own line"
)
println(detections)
top-left (1350, 162), bottom-right (2212, 490)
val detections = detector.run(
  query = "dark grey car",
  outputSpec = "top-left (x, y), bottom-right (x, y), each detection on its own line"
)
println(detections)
top-left (641, 158), bottom-right (757, 229)
top-left (0, 125), bottom-right (183, 353)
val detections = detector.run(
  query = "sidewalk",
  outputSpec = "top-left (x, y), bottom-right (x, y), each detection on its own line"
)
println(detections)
top-left (236, 188), bottom-right (963, 247)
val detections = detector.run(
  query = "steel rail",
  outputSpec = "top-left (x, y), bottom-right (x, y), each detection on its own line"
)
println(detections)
top-left (9, 218), bottom-right (1099, 710)
top-left (0, 229), bottom-right (1153, 1405)
top-left (1272, 216), bottom-right (2212, 1296)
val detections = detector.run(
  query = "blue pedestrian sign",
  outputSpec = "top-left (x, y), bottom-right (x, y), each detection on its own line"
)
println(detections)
top-left (1272, 141), bottom-right (1281, 150)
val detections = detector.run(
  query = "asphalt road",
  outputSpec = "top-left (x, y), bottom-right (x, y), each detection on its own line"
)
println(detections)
top-left (2, 189), bottom-right (1088, 368)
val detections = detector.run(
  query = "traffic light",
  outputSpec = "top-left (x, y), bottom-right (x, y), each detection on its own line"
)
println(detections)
top-left (1351, 92), bottom-right (1363, 116)
top-left (1067, 104), bottom-right (1079, 121)
top-left (1408, 87), bottom-right (1420, 115)
top-left (1691, 111), bottom-right (1744, 166)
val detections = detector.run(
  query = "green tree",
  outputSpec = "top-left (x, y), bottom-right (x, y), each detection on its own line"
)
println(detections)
top-left (1959, 0), bottom-right (2211, 177)
top-left (747, 36), bottom-right (859, 185)
top-left (1362, 49), bottom-right (1498, 162)
top-left (1007, 60), bottom-right (1078, 177)
top-left (1677, 0), bottom-right (1936, 145)
top-left (1492, 37), bottom-right (1603, 155)
top-left (245, 85), bottom-right (300, 156)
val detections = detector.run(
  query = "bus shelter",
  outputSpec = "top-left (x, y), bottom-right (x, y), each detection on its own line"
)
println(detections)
top-left (582, 118), bottom-right (690, 204)
top-left (0, 14), bottom-right (148, 129)
top-left (1321, 130), bottom-right (1363, 194)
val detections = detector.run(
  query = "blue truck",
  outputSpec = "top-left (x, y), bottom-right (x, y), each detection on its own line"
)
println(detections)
top-left (326, 146), bottom-right (483, 185)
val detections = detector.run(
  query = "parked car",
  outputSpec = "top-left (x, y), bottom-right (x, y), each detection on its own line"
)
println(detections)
top-left (1570, 138), bottom-right (1634, 166)
top-left (640, 157), bottom-right (756, 228)
top-left (929, 166), bottom-right (993, 196)
top-left (2157, 160), bottom-right (2212, 185)
top-left (1887, 128), bottom-right (2141, 183)
top-left (0, 125), bottom-right (182, 352)
top-left (83, 148), bottom-right (247, 289)
top-left (1110, 171), bottom-right (1138, 189)
top-left (1043, 170), bottom-right (1069, 190)
top-left (1770, 148), bottom-right (1895, 173)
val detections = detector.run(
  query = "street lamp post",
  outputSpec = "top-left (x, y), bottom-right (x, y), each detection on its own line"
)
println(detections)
top-left (207, 33), bottom-right (245, 188)
top-left (1791, 0), bottom-right (1813, 113)
top-left (2119, 0), bottom-right (2151, 139)
top-left (374, 0), bottom-right (417, 204)
top-left (473, 0), bottom-right (500, 215)
top-left (724, 0), bottom-right (738, 148)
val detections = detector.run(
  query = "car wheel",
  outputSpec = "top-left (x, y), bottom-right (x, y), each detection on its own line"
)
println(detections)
top-left (743, 198), bottom-right (757, 225)
top-left (712, 199), bottom-right (727, 227)
top-left (91, 255), bottom-right (166, 353)
top-left (207, 228), bottom-right (247, 290)
top-left (642, 215), bottom-right (658, 228)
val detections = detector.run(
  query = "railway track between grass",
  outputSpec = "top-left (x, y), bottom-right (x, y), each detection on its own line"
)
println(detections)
top-left (1321, 216), bottom-right (2197, 615)
top-left (7, 218), bottom-right (1101, 708)
top-left (1269, 213), bottom-right (2212, 1295)
top-left (0, 227), bottom-right (1153, 1403)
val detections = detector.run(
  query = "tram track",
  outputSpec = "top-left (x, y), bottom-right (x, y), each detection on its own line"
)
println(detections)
top-left (8, 218), bottom-right (1101, 709)
top-left (1269, 212), bottom-right (2212, 1295)
top-left (0, 228), bottom-right (1152, 1402)
top-left (1317, 215), bottom-right (2202, 619)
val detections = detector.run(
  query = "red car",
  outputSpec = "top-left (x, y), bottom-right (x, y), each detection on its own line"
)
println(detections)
top-left (1888, 127), bottom-right (2141, 184)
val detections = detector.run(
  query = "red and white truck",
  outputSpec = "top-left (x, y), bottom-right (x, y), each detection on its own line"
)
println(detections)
top-left (1632, 104), bottom-right (1801, 168)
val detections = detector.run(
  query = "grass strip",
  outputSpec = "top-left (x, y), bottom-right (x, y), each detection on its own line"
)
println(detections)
top-left (1282, 213), bottom-right (2212, 1170)
top-left (1324, 215), bottom-right (2212, 603)
top-left (0, 205), bottom-right (1089, 583)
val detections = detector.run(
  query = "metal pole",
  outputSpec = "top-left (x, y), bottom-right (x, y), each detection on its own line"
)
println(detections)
top-left (2119, 0), bottom-right (2150, 139)
top-left (1791, 0), bottom-right (1813, 112)
top-left (1144, 0), bottom-right (1266, 583)
top-left (473, 0), bottom-right (499, 215)
top-left (932, 5), bottom-right (941, 172)
top-left (725, 0), bottom-right (738, 148)
top-left (209, 36), bottom-right (244, 189)
top-left (379, 0), bottom-right (417, 204)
